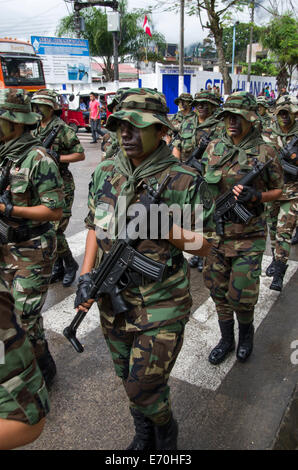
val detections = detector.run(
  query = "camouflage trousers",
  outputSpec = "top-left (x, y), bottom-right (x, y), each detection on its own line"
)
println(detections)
top-left (203, 248), bottom-right (263, 324)
top-left (0, 284), bottom-right (50, 424)
top-left (0, 230), bottom-right (56, 354)
top-left (266, 198), bottom-right (298, 263)
top-left (101, 314), bottom-right (187, 425)
top-left (54, 174), bottom-right (75, 257)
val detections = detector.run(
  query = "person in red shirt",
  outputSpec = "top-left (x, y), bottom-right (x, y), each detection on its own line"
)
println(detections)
top-left (89, 92), bottom-right (105, 143)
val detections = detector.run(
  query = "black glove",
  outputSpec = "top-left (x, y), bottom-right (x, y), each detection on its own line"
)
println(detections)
top-left (47, 149), bottom-right (60, 164)
top-left (0, 190), bottom-right (13, 217)
top-left (74, 273), bottom-right (94, 309)
top-left (237, 186), bottom-right (262, 205)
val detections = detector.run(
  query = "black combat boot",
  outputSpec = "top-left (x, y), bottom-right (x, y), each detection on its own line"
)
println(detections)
top-left (126, 408), bottom-right (155, 450)
top-left (155, 413), bottom-right (178, 450)
top-left (197, 257), bottom-right (204, 272)
top-left (35, 340), bottom-right (57, 389)
top-left (291, 227), bottom-right (298, 245)
top-left (208, 319), bottom-right (235, 365)
top-left (189, 256), bottom-right (199, 268)
top-left (265, 248), bottom-right (276, 277)
top-left (50, 257), bottom-right (65, 284)
top-left (269, 260), bottom-right (288, 292)
top-left (62, 252), bottom-right (79, 287)
top-left (236, 322), bottom-right (254, 362)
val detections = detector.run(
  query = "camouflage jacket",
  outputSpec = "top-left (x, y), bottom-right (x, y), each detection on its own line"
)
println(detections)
top-left (32, 116), bottom-right (84, 179)
top-left (0, 277), bottom-right (50, 424)
top-left (85, 152), bottom-right (215, 332)
top-left (0, 133), bottom-right (64, 230)
top-left (101, 131), bottom-right (119, 160)
top-left (168, 110), bottom-right (196, 139)
top-left (262, 120), bottom-right (298, 200)
top-left (202, 129), bottom-right (284, 256)
top-left (173, 113), bottom-right (223, 162)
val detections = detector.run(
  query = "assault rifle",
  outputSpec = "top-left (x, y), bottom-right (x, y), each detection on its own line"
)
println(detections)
top-left (42, 124), bottom-right (62, 163)
top-left (214, 158), bottom-right (272, 236)
top-left (0, 159), bottom-right (13, 244)
top-left (185, 132), bottom-right (210, 174)
top-left (280, 136), bottom-right (298, 181)
top-left (63, 174), bottom-right (171, 353)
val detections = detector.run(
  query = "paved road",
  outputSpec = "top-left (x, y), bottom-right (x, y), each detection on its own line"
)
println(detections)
top-left (22, 133), bottom-right (298, 450)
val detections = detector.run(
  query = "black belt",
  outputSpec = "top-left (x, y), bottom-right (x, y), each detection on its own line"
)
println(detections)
top-left (11, 222), bottom-right (52, 243)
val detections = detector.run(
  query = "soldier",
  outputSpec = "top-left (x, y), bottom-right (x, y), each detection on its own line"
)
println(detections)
top-left (202, 91), bottom-right (283, 365)
top-left (256, 96), bottom-right (272, 129)
top-left (181, 90), bottom-right (223, 271)
top-left (165, 92), bottom-right (195, 147)
top-left (31, 89), bottom-right (85, 287)
top-left (75, 88), bottom-right (215, 450)
top-left (0, 89), bottom-right (64, 387)
top-left (101, 88), bottom-right (129, 160)
top-left (0, 277), bottom-right (50, 450)
top-left (262, 95), bottom-right (298, 291)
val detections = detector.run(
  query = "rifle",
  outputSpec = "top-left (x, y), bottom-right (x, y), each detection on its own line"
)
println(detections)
top-left (279, 136), bottom-right (298, 181)
top-left (185, 132), bottom-right (210, 174)
top-left (0, 159), bottom-right (14, 244)
top-left (214, 158), bottom-right (272, 236)
top-left (42, 124), bottom-right (62, 163)
top-left (63, 174), bottom-right (171, 353)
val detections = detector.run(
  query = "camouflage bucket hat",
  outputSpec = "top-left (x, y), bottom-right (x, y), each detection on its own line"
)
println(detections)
top-left (107, 87), bottom-right (130, 113)
top-left (174, 92), bottom-right (193, 106)
top-left (106, 88), bottom-right (175, 131)
top-left (192, 90), bottom-right (221, 107)
top-left (256, 96), bottom-right (270, 108)
top-left (31, 88), bottom-right (61, 111)
top-left (0, 88), bottom-right (40, 125)
top-left (217, 91), bottom-right (258, 122)
top-left (275, 95), bottom-right (298, 115)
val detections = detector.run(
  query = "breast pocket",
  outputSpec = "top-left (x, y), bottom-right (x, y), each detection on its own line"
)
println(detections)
top-left (94, 201), bottom-right (115, 239)
top-left (10, 167), bottom-right (30, 206)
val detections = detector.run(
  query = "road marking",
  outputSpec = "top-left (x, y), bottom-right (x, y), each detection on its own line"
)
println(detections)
top-left (171, 255), bottom-right (298, 391)
top-left (66, 229), bottom-right (88, 258)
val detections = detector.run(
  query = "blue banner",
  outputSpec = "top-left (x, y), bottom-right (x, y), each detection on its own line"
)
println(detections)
top-left (31, 36), bottom-right (90, 57)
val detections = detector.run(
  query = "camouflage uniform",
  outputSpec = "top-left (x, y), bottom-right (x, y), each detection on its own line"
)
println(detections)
top-left (262, 96), bottom-right (298, 289)
top-left (31, 89), bottom-right (84, 286)
top-left (256, 96), bottom-right (272, 129)
top-left (0, 89), bottom-right (64, 386)
top-left (83, 88), bottom-right (215, 448)
top-left (0, 277), bottom-right (50, 425)
top-left (167, 93), bottom-right (195, 145)
top-left (202, 92), bottom-right (283, 363)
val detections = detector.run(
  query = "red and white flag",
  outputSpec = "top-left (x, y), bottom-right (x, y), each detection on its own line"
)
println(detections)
top-left (143, 15), bottom-right (152, 37)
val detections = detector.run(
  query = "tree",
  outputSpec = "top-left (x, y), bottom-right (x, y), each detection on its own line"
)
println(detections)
top-left (260, 13), bottom-right (298, 91)
top-left (222, 22), bottom-right (263, 64)
top-left (56, 1), bottom-right (166, 81)
top-left (240, 58), bottom-right (278, 77)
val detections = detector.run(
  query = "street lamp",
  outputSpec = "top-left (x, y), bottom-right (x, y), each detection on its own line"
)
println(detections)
top-left (231, 21), bottom-right (239, 78)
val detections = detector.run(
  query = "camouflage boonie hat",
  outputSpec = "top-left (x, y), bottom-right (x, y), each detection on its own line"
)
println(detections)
top-left (256, 96), bottom-right (270, 108)
top-left (174, 92), bottom-right (193, 106)
top-left (31, 88), bottom-right (61, 111)
top-left (192, 91), bottom-right (221, 107)
top-left (217, 91), bottom-right (258, 122)
top-left (106, 88), bottom-right (174, 131)
top-left (275, 95), bottom-right (298, 115)
top-left (107, 87), bottom-right (130, 113)
top-left (0, 88), bottom-right (40, 125)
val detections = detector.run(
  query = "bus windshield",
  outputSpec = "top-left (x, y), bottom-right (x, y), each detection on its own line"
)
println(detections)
top-left (1, 56), bottom-right (45, 86)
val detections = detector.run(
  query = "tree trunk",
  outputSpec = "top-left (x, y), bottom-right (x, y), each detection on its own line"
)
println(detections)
top-left (276, 64), bottom-right (289, 92)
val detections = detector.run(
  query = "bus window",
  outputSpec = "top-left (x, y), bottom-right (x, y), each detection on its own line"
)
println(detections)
top-left (1, 57), bottom-right (44, 86)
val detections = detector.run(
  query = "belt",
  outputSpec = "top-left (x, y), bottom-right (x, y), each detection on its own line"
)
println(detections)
top-left (11, 222), bottom-right (52, 243)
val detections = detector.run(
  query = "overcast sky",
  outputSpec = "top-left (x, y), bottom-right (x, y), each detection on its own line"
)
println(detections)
top-left (0, 0), bottom-right (296, 47)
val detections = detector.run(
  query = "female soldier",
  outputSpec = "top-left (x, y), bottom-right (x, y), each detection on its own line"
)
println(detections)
top-left (0, 89), bottom-right (64, 388)
top-left (202, 92), bottom-right (283, 365)
top-left (74, 88), bottom-right (215, 450)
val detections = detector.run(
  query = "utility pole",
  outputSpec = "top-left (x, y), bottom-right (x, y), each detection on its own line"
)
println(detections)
top-left (179, 0), bottom-right (185, 96)
top-left (246, 0), bottom-right (254, 92)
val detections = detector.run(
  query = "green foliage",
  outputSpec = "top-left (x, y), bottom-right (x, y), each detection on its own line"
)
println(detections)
top-left (239, 58), bottom-right (278, 77)
top-left (222, 23), bottom-right (264, 63)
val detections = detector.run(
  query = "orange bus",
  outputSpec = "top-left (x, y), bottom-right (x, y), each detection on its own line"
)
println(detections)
top-left (0, 38), bottom-right (45, 92)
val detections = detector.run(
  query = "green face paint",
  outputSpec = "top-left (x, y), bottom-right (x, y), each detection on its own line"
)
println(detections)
top-left (117, 121), bottom-right (161, 164)
top-left (32, 103), bottom-right (53, 120)
top-left (277, 110), bottom-right (295, 130)
top-left (0, 119), bottom-right (15, 142)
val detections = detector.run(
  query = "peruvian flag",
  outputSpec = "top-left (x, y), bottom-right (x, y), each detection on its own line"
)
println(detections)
top-left (143, 15), bottom-right (152, 37)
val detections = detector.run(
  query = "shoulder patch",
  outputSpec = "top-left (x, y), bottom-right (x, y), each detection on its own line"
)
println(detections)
top-left (198, 180), bottom-right (213, 210)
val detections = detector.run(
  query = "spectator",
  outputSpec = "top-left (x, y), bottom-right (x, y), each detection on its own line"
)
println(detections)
top-left (89, 92), bottom-right (105, 143)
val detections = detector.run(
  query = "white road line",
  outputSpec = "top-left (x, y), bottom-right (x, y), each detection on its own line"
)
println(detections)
top-left (171, 255), bottom-right (298, 391)
top-left (66, 229), bottom-right (88, 258)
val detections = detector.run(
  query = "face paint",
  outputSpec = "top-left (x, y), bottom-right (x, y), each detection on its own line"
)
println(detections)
top-left (224, 113), bottom-right (252, 140)
top-left (257, 105), bottom-right (266, 116)
top-left (277, 110), bottom-right (295, 130)
top-left (118, 121), bottom-right (161, 163)
top-left (179, 100), bottom-right (191, 112)
top-left (0, 119), bottom-right (15, 142)
top-left (196, 101), bottom-right (214, 120)
top-left (32, 103), bottom-right (52, 120)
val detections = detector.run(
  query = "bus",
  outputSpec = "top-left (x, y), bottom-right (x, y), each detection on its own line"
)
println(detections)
top-left (0, 38), bottom-right (45, 92)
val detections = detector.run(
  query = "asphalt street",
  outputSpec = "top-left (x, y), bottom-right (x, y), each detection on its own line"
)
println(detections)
top-left (21, 131), bottom-right (298, 451)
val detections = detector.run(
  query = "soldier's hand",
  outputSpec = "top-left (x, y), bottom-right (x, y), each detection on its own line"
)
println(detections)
top-left (74, 273), bottom-right (95, 311)
top-left (0, 190), bottom-right (13, 217)
top-left (233, 185), bottom-right (262, 204)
